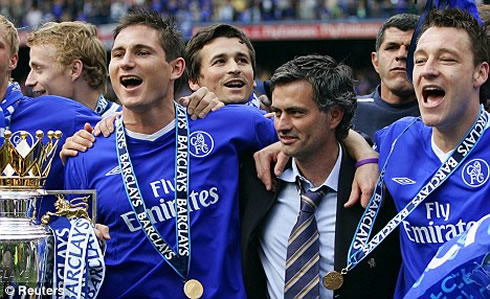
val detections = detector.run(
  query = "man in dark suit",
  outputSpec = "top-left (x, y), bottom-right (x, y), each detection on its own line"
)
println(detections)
top-left (240, 54), bottom-right (401, 298)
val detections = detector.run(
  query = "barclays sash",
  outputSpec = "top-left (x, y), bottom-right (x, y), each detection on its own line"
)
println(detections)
top-left (50, 217), bottom-right (105, 298)
top-left (115, 102), bottom-right (192, 280)
top-left (347, 108), bottom-right (489, 273)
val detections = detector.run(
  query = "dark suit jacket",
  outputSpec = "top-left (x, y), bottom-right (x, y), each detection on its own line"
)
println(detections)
top-left (239, 146), bottom-right (401, 299)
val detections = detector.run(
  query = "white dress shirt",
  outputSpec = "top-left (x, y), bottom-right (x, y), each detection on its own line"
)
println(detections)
top-left (259, 145), bottom-right (342, 299)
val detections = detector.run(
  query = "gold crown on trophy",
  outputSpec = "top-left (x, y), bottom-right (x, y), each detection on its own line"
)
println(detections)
top-left (0, 129), bottom-right (62, 189)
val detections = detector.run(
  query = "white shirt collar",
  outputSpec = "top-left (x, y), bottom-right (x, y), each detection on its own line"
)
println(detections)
top-left (279, 143), bottom-right (342, 192)
top-left (125, 119), bottom-right (176, 142)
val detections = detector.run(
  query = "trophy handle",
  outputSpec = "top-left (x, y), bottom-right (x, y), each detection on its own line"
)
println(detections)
top-left (42, 189), bottom-right (97, 226)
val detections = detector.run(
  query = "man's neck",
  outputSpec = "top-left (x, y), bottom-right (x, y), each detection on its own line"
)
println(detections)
top-left (379, 83), bottom-right (416, 105)
top-left (122, 100), bottom-right (176, 135)
top-left (295, 142), bottom-right (339, 188)
top-left (432, 104), bottom-right (481, 153)
top-left (73, 84), bottom-right (100, 111)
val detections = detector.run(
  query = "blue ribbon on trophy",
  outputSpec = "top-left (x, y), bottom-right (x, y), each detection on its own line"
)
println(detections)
top-left (49, 215), bottom-right (105, 299)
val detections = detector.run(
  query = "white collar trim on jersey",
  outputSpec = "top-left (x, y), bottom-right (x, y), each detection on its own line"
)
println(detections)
top-left (431, 134), bottom-right (453, 164)
top-left (125, 119), bottom-right (176, 141)
top-left (431, 110), bottom-right (490, 163)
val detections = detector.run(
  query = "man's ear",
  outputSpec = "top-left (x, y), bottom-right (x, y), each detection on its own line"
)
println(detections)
top-left (188, 79), bottom-right (201, 92)
top-left (170, 57), bottom-right (185, 81)
top-left (371, 51), bottom-right (380, 74)
top-left (8, 53), bottom-right (18, 72)
top-left (70, 59), bottom-right (84, 81)
top-left (329, 106), bottom-right (345, 130)
top-left (473, 61), bottom-right (489, 89)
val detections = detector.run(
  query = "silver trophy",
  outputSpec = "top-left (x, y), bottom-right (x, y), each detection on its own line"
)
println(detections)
top-left (0, 130), bottom-right (95, 298)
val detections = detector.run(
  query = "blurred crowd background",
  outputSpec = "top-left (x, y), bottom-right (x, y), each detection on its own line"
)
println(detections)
top-left (5, 0), bottom-right (490, 96)
top-left (3, 0), bottom-right (430, 28)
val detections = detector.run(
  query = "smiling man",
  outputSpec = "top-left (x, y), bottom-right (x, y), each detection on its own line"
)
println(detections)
top-left (25, 21), bottom-right (120, 117)
top-left (370, 8), bottom-right (490, 298)
top-left (185, 23), bottom-right (260, 108)
top-left (242, 54), bottom-right (400, 299)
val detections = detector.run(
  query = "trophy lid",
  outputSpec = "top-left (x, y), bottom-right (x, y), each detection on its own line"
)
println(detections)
top-left (0, 129), bottom-right (62, 190)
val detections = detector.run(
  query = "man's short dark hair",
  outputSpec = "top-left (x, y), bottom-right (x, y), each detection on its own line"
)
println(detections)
top-left (420, 8), bottom-right (489, 104)
top-left (185, 24), bottom-right (256, 83)
top-left (113, 9), bottom-right (184, 62)
top-left (270, 54), bottom-right (357, 140)
top-left (375, 13), bottom-right (420, 52)
top-left (113, 9), bottom-right (185, 91)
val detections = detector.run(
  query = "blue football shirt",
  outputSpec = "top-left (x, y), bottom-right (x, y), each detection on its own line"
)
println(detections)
top-left (375, 114), bottom-right (490, 298)
top-left (65, 104), bottom-right (277, 298)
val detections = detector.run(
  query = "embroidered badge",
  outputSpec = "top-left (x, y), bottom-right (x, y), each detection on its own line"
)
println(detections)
top-left (461, 158), bottom-right (489, 188)
top-left (189, 131), bottom-right (214, 158)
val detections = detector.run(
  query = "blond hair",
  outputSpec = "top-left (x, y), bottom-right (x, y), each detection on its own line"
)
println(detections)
top-left (27, 21), bottom-right (107, 91)
top-left (0, 15), bottom-right (19, 57)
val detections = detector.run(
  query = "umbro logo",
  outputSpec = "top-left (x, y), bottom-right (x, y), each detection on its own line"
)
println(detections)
top-left (392, 177), bottom-right (416, 185)
top-left (105, 166), bottom-right (121, 176)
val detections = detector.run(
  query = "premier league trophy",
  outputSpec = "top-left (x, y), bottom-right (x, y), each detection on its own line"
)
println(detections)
top-left (0, 130), bottom-right (101, 299)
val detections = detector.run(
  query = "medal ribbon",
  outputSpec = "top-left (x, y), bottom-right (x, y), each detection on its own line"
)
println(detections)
top-left (346, 108), bottom-right (489, 272)
top-left (115, 102), bottom-right (191, 279)
top-left (94, 95), bottom-right (110, 116)
top-left (50, 217), bottom-right (105, 299)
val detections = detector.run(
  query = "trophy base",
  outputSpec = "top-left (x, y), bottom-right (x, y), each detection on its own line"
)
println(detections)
top-left (0, 218), bottom-right (54, 299)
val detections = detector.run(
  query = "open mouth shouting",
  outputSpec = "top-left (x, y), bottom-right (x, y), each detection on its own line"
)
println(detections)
top-left (120, 75), bottom-right (143, 90)
top-left (422, 85), bottom-right (446, 108)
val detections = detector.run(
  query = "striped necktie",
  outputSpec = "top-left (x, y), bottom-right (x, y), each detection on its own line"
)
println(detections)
top-left (285, 185), bottom-right (328, 299)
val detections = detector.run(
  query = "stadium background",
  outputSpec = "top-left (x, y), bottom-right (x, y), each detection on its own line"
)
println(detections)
top-left (6, 0), bottom-right (490, 98)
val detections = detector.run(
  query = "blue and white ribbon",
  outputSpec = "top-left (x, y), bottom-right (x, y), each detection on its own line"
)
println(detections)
top-left (50, 217), bottom-right (105, 299)
top-left (115, 102), bottom-right (192, 280)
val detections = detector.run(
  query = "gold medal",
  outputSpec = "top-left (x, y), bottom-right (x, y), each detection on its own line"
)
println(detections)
top-left (183, 279), bottom-right (204, 299)
top-left (322, 271), bottom-right (344, 290)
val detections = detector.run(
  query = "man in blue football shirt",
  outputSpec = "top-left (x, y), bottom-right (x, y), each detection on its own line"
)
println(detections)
top-left (354, 9), bottom-right (490, 298)
top-left (25, 21), bottom-right (120, 118)
top-left (64, 9), bottom-right (278, 298)
top-left (0, 15), bottom-right (100, 218)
